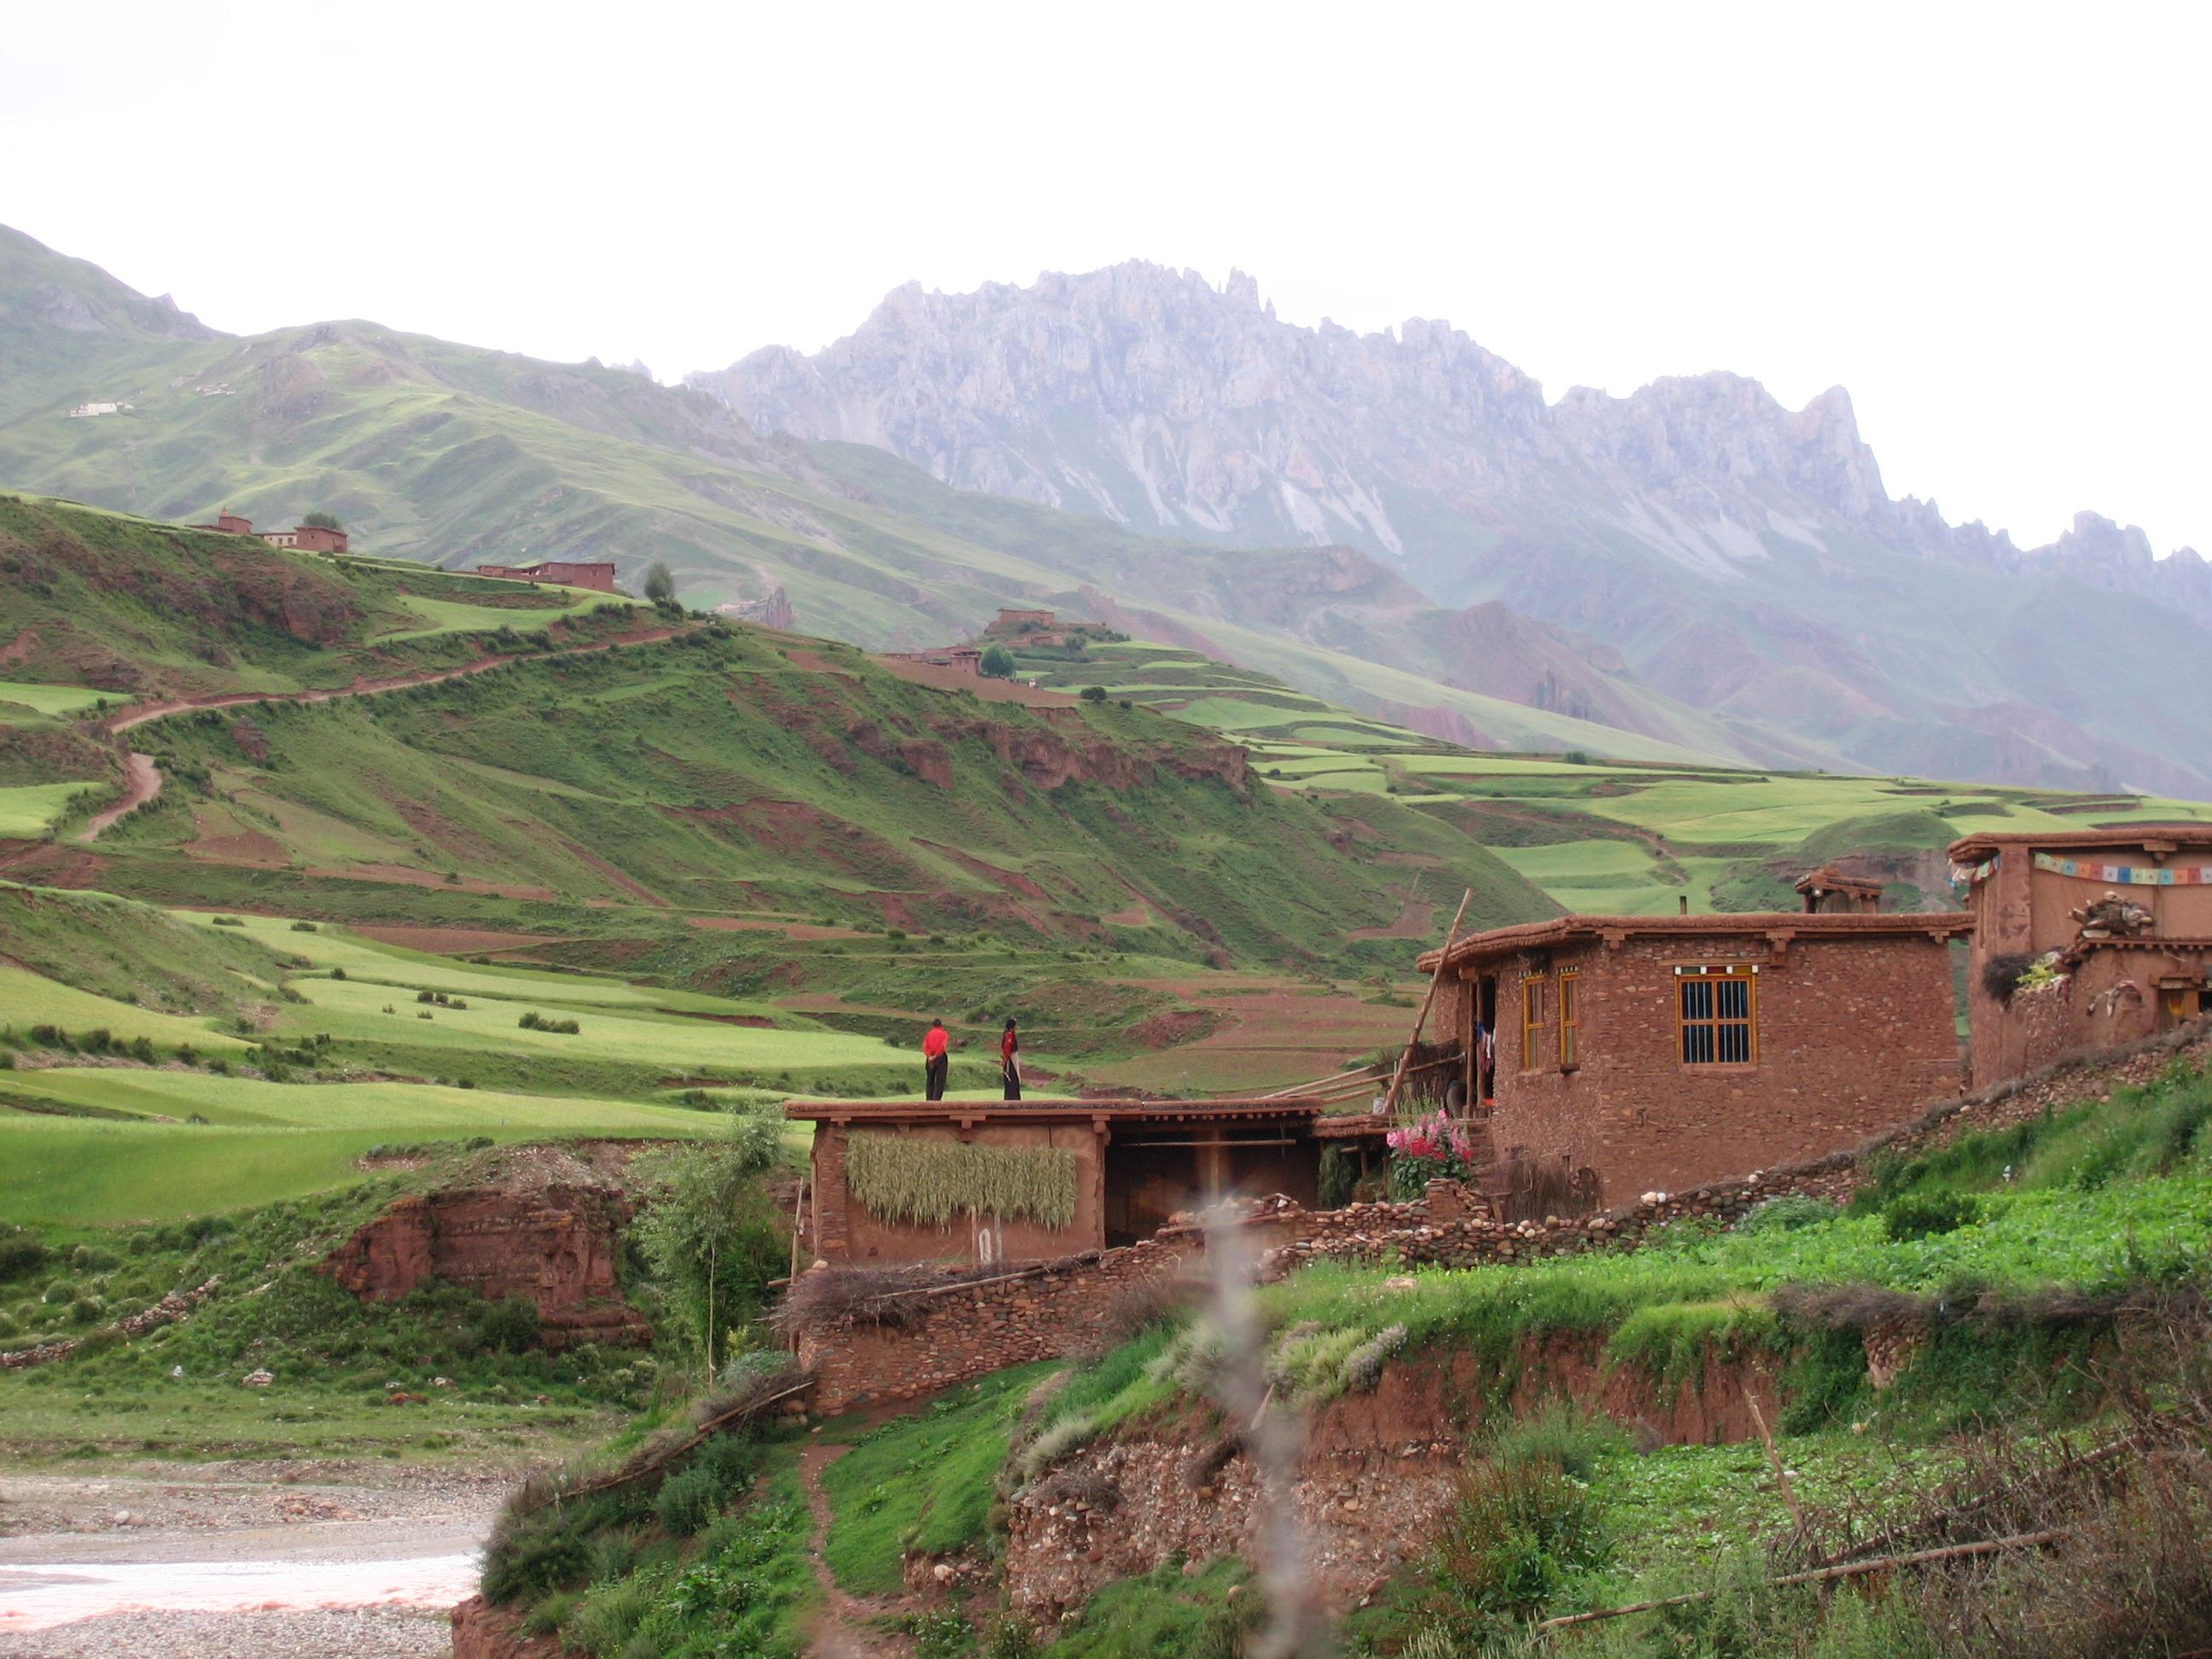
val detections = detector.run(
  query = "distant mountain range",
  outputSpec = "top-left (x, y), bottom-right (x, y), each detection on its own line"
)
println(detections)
top-left (695, 262), bottom-right (2212, 796)
top-left (4, 224), bottom-right (2209, 795)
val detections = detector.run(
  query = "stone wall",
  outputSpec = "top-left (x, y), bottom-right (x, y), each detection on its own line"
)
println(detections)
top-left (796, 1231), bottom-right (1210, 1413)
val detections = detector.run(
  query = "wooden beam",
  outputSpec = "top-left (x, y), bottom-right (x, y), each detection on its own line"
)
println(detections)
top-left (1382, 888), bottom-right (1473, 1116)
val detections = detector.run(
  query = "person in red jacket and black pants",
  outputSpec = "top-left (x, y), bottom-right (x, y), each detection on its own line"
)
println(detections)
top-left (999, 1017), bottom-right (1022, 1101)
top-left (922, 1018), bottom-right (950, 1101)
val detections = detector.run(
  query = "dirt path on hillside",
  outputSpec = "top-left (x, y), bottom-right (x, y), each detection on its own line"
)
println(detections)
top-left (76, 623), bottom-right (694, 844)
top-left (0, 1461), bottom-right (506, 1658)
top-left (73, 754), bottom-right (161, 843)
top-left (798, 1443), bottom-right (912, 1659)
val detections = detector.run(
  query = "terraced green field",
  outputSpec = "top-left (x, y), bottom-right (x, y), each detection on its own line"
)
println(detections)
top-left (0, 781), bottom-right (103, 835)
top-left (0, 965), bottom-right (255, 1051)
top-left (0, 680), bottom-right (107, 717)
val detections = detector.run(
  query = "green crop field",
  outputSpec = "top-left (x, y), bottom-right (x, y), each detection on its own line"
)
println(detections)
top-left (0, 679), bottom-right (106, 717)
top-left (0, 964), bottom-right (255, 1051)
top-left (277, 977), bottom-right (904, 1074)
top-left (0, 781), bottom-right (103, 835)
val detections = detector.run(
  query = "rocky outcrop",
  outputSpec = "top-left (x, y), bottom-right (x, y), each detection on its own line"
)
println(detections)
top-left (322, 1183), bottom-right (649, 1351)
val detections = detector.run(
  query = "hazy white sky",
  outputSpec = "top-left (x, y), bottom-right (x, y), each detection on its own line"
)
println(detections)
top-left (5, 1), bottom-right (2206, 553)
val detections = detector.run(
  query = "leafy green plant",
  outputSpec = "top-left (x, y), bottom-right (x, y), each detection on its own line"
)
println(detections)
top-left (1883, 1190), bottom-right (1982, 1242)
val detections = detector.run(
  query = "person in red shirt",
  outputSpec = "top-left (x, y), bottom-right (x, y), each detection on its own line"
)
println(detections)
top-left (999, 1017), bottom-right (1021, 1101)
top-left (922, 1018), bottom-right (950, 1101)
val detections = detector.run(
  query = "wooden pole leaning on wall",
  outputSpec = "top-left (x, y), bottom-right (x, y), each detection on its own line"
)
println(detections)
top-left (1381, 888), bottom-right (1473, 1117)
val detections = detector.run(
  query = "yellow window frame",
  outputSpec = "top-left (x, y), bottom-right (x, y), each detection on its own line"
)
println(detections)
top-left (1520, 973), bottom-right (1546, 1071)
top-left (1677, 965), bottom-right (1757, 1066)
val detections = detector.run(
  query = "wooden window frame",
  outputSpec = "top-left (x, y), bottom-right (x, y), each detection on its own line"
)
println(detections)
top-left (1676, 963), bottom-right (1758, 1067)
top-left (1520, 974), bottom-right (1546, 1072)
top-left (1557, 969), bottom-right (1580, 1071)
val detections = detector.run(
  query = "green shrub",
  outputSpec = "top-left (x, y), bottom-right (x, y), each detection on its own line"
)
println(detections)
top-left (519, 1011), bottom-right (581, 1034)
top-left (474, 1296), bottom-right (543, 1353)
top-left (1413, 1456), bottom-right (1608, 1641)
top-left (289, 921), bottom-right (317, 933)
top-left (1741, 1194), bottom-right (1841, 1234)
top-left (1883, 1190), bottom-right (1982, 1242)
top-left (652, 1461), bottom-right (728, 1536)
top-left (1487, 1399), bottom-right (1627, 1480)
top-left (1080, 684), bottom-right (1108, 702)
top-left (0, 1232), bottom-right (48, 1285)
top-left (568, 1573), bottom-right (655, 1657)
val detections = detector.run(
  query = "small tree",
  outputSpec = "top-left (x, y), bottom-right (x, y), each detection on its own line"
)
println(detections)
top-left (978, 644), bottom-right (1016, 679)
top-left (301, 510), bottom-right (342, 530)
top-left (1079, 684), bottom-right (1108, 703)
top-left (642, 561), bottom-right (678, 604)
top-left (630, 1109), bottom-right (784, 1381)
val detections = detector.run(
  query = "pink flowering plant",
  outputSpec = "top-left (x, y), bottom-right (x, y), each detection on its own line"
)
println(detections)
top-left (1385, 1108), bottom-right (1479, 1199)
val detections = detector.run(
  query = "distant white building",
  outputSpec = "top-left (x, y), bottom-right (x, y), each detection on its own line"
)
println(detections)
top-left (67, 400), bottom-right (133, 418)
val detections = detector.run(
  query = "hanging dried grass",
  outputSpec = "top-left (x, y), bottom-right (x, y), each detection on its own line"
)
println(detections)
top-left (846, 1132), bottom-right (1078, 1230)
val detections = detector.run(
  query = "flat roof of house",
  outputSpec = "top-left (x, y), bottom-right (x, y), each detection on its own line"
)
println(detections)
top-left (1948, 824), bottom-right (2212, 860)
top-left (1417, 910), bottom-right (1971, 974)
top-left (783, 1097), bottom-right (1332, 1126)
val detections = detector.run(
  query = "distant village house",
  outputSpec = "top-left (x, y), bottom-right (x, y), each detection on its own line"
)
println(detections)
top-left (67, 400), bottom-right (133, 418)
top-left (1952, 825), bottom-right (2212, 1089)
top-left (474, 560), bottom-right (617, 593)
top-left (189, 510), bottom-right (349, 556)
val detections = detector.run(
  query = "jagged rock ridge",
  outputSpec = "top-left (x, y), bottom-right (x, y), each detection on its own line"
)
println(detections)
top-left (694, 263), bottom-right (2212, 795)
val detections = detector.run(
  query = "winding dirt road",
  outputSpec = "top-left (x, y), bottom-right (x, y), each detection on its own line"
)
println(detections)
top-left (74, 623), bottom-right (693, 845)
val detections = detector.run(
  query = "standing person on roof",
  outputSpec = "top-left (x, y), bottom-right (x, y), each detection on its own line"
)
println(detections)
top-left (999, 1016), bottom-right (1022, 1101)
top-left (922, 1017), bottom-right (950, 1101)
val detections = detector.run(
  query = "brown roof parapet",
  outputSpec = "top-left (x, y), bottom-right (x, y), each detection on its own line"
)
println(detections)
top-left (782, 1096), bottom-right (1335, 1124)
top-left (1416, 911), bottom-right (1974, 975)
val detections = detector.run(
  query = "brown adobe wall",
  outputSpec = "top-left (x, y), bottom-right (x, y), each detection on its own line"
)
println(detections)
top-left (1002, 1338), bottom-right (1785, 1627)
top-left (1474, 930), bottom-right (1964, 1201)
top-left (321, 1182), bottom-right (649, 1351)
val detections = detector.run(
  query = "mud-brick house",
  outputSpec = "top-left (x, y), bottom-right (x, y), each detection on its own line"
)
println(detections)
top-left (1950, 825), bottom-right (2212, 1090)
top-left (1420, 911), bottom-right (1971, 1201)
top-left (789, 1098), bottom-right (1381, 1266)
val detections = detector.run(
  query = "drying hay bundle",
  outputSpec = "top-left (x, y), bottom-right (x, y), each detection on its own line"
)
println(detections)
top-left (846, 1132), bottom-right (1078, 1230)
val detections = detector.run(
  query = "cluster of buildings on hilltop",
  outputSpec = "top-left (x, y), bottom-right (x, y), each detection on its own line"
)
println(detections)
top-left (190, 509), bottom-right (349, 556)
top-left (790, 822), bottom-right (2212, 1269)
